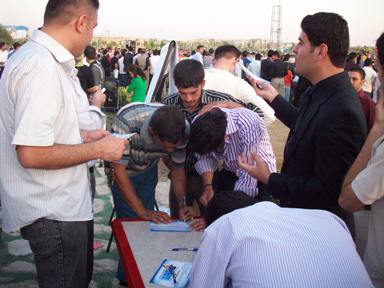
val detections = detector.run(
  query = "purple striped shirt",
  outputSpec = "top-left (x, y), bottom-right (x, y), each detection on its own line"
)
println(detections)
top-left (195, 108), bottom-right (276, 196)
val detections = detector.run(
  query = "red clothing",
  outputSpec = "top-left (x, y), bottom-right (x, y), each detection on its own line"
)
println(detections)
top-left (358, 90), bottom-right (375, 130)
top-left (284, 70), bottom-right (293, 87)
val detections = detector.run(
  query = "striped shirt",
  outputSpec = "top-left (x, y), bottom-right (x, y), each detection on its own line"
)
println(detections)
top-left (195, 108), bottom-right (276, 196)
top-left (189, 202), bottom-right (373, 288)
top-left (112, 103), bottom-right (189, 173)
top-left (0, 30), bottom-right (92, 232)
top-left (162, 89), bottom-right (257, 173)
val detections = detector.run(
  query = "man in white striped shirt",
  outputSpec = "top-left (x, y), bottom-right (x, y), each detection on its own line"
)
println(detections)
top-left (0, 1), bottom-right (126, 287)
top-left (189, 191), bottom-right (373, 288)
top-left (189, 108), bottom-right (276, 206)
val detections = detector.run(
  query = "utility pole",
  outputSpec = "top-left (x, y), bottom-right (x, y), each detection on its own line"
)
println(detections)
top-left (269, 0), bottom-right (282, 50)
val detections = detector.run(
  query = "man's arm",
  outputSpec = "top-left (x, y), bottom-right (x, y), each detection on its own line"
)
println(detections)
top-left (198, 101), bottom-right (243, 115)
top-left (169, 166), bottom-right (187, 217)
top-left (113, 163), bottom-right (171, 223)
top-left (195, 154), bottom-right (217, 206)
top-left (17, 132), bottom-right (127, 169)
top-left (339, 91), bottom-right (384, 212)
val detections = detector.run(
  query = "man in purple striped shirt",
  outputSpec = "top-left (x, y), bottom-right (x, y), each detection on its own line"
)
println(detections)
top-left (189, 107), bottom-right (276, 206)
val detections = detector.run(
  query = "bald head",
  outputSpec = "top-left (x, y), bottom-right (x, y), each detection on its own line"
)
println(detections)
top-left (44, 0), bottom-right (99, 25)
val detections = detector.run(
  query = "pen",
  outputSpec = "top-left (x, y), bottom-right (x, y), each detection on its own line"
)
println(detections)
top-left (169, 247), bottom-right (198, 252)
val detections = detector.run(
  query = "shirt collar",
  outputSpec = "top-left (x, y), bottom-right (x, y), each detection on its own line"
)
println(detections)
top-left (31, 29), bottom-right (76, 74)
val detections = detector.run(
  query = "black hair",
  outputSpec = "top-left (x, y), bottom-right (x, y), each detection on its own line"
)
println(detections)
top-left (173, 59), bottom-right (205, 89)
top-left (301, 12), bottom-right (349, 68)
top-left (255, 53), bottom-right (262, 60)
top-left (267, 49), bottom-right (274, 58)
top-left (189, 108), bottom-right (227, 155)
top-left (272, 50), bottom-right (280, 58)
top-left (205, 190), bottom-right (257, 226)
top-left (348, 65), bottom-right (366, 79)
top-left (283, 54), bottom-right (290, 62)
top-left (242, 50), bottom-right (248, 57)
top-left (126, 64), bottom-right (146, 80)
top-left (149, 106), bottom-right (186, 144)
top-left (363, 58), bottom-right (373, 67)
top-left (84, 45), bottom-right (96, 60)
top-left (197, 45), bottom-right (204, 50)
top-left (214, 45), bottom-right (241, 60)
top-left (13, 42), bottom-right (21, 49)
top-left (44, 0), bottom-right (99, 24)
top-left (376, 33), bottom-right (384, 67)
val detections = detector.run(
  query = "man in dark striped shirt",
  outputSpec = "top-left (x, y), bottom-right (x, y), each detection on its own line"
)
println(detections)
top-left (161, 59), bottom-right (257, 219)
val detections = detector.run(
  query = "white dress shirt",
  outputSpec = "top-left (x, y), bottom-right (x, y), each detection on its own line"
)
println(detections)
top-left (247, 59), bottom-right (261, 77)
top-left (0, 30), bottom-right (92, 232)
top-left (204, 68), bottom-right (275, 125)
top-left (352, 135), bottom-right (384, 287)
top-left (189, 202), bottom-right (372, 288)
top-left (191, 51), bottom-right (203, 64)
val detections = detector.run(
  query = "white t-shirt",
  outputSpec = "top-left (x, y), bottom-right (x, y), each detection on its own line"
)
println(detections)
top-left (362, 66), bottom-right (378, 94)
top-left (190, 202), bottom-right (372, 288)
top-left (204, 67), bottom-right (275, 125)
top-left (352, 135), bottom-right (384, 287)
top-left (0, 30), bottom-right (92, 232)
top-left (149, 55), bottom-right (161, 75)
top-left (118, 56), bottom-right (126, 74)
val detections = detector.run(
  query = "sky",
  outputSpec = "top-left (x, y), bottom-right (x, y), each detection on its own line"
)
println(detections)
top-left (0, 0), bottom-right (383, 46)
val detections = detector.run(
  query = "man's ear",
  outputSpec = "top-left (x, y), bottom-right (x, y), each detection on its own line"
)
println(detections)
top-left (315, 43), bottom-right (328, 61)
top-left (74, 14), bottom-right (88, 34)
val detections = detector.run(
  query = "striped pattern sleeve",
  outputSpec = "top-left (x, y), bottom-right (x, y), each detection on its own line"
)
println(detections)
top-left (194, 153), bottom-right (218, 175)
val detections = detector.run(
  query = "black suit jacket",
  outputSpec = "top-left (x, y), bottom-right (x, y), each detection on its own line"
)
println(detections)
top-left (268, 72), bottom-right (367, 220)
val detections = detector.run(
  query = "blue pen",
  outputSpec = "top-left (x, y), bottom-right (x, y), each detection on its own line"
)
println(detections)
top-left (168, 265), bottom-right (177, 285)
top-left (169, 247), bottom-right (198, 252)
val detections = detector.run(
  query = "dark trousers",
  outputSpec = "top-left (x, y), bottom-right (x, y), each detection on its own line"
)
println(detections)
top-left (20, 218), bottom-right (93, 288)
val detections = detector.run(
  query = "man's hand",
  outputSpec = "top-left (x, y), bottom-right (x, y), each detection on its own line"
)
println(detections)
top-left (189, 218), bottom-right (206, 231)
top-left (139, 209), bottom-right (172, 224)
top-left (90, 88), bottom-right (106, 108)
top-left (199, 185), bottom-right (214, 207)
top-left (97, 135), bottom-right (128, 162)
top-left (198, 101), bottom-right (243, 116)
top-left (179, 206), bottom-right (196, 222)
top-left (81, 129), bottom-right (110, 143)
top-left (248, 77), bottom-right (279, 103)
top-left (238, 151), bottom-right (271, 184)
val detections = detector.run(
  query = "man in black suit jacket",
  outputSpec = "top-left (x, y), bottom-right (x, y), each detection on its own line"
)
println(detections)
top-left (239, 12), bottom-right (367, 235)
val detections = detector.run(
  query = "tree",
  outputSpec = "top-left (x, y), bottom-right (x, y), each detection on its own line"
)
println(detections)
top-left (0, 25), bottom-right (12, 45)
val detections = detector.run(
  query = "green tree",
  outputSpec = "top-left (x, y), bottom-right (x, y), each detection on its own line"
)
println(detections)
top-left (0, 25), bottom-right (12, 44)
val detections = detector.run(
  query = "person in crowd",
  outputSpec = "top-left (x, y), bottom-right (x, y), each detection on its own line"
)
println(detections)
top-left (149, 48), bottom-right (160, 85)
top-left (345, 51), bottom-right (358, 71)
top-left (247, 52), bottom-right (262, 77)
top-left (0, 1), bottom-right (127, 287)
top-left (123, 45), bottom-right (135, 84)
top-left (117, 48), bottom-right (129, 87)
top-left (100, 48), bottom-right (111, 77)
top-left (189, 191), bottom-right (373, 288)
top-left (362, 58), bottom-right (378, 97)
top-left (348, 66), bottom-right (375, 130)
top-left (190, 45), bottom-right (204, 64)
top-left (260, 49), bottom-right (275, 82)
top-left (204, 45), bottom-right (276, 125)
top-left (338, 32), bottom-right (384, 288)
top-left (110, 104), bottom-right (189, 285)
top-left (110, 50), bottom-right (120, 79)
top-left (126, 64), bottom-right (147, 102)
top-left (243, 12), bottom-right (367, 235)
top-left (162, 59), bottom-right (257, 220)
top-left (189, 107), bottom-right (276, 206)
top-left (202, 48), bottom-right (214, 69)
top-left (0, 42), bottom-right (8, 78)
top-left (84, 45), bottom-right (105, 87)
top-left (271, 50), bottom-right (287, 96)
top-left (283, 54), bottom-right (294, 102)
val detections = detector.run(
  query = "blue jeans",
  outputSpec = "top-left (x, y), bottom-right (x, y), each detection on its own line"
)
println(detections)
top-left (284, 86), bottom-right (291, 102)
top-left (111, 164), bottom-right (158, 282)
top-left (20, 218), bottom-right (93, 288)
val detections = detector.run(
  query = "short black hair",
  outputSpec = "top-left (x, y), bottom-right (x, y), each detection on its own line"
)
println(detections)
top-left (348, 66), bottom-right (365, 79)
top-left (301, 12), bottom-right (349, 68)
top-left (214, 45), bottom-right (241, 60)
top-left (364, 58), bottom-right (373, 67)
top-left (173, 59), bottom-right (205, 89)
top-left (189, 108), bottom-right (227, 155)
top-left (255, 53), bottom-right (262, 60)
top-left (197, 45), bottom-right (204, 50)
top-left (149, 106), bottom-right (186, 144)
top-left (205, 190), bottom-right (257, 226)
top-left (376, 33), bottom-right (384, 67)
top-left (44, 0), bottom-right (99, 24)
top-left (84, 45), bottom-right (96, 60)
top-left (267, 49), bottom-right (274, 58)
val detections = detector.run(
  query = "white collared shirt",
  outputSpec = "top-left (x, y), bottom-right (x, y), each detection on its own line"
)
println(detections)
top-left (0, 30), bottom-right (92, 232)
top-left (190, 202), bottom-right (373, 288)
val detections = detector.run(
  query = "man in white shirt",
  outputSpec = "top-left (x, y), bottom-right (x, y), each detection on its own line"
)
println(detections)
top-left (190, 45), bottom-right (204, 64)
top-left (362, 58), bottom-right (378, 96)
top-left (190, 191), bottom-right (373, 288)
top-left (247, 52), bottom-right (262, 77)
top-left (0, 1), bottom-right (126, 287)
top-left (204, 45), bottom-right (275, 125)
top-left (339, 32), bottom-right (384, 288)
top-left (0, 42), bottom-right (8, 78)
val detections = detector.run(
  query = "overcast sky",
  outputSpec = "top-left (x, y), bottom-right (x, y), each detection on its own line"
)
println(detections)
top-left (0, 0), bottom-right (383, 46)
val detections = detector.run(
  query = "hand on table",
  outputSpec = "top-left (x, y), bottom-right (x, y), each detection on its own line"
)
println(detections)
top-left (140, 210), bottom-right (172, 224)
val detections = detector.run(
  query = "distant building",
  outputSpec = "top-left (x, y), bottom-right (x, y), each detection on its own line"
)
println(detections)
top-left (4, 25), bottom-right (29, 39)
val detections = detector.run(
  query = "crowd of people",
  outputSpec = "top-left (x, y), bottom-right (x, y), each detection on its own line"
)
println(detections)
top-left (0, 0), bottom-right (383, 287)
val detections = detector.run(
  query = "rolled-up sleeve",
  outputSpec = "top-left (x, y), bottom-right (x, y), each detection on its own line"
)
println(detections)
top-left (195, 153), bottom-right (218, 175)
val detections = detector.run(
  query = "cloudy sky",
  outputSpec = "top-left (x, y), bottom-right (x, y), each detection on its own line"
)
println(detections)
top-left (0, 0), bottom-right (383, 46)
